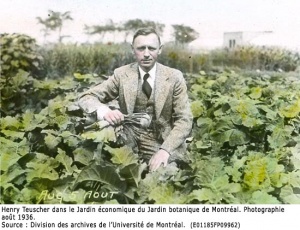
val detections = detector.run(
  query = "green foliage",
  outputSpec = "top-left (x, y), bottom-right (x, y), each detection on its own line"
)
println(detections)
top-left (39, 43), bottom-right (134, 78)
top-left (1, 35), bottom-right (300, 204)
top-left (172, 24), bottom-right (199, 44)
top-left (1, 33), bottom-right (42, 77)
top-left (211, 46), bottom-right (300, 71)
top-left (38, 42), bottom-right (299, 80)
top-left (187, 69), bottom-right (300, 204)
top-left (0, 34), bottom-right (43, 115)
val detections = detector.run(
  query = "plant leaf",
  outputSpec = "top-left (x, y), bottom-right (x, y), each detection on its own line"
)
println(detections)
top-left (148, 184), bottom-right (187, 204)
top-left (73, 147), bottom-right (94, 165)
top-left (105, 145), bottom-right (138, 166)
top-left (268, 120), bottom-right (293, 149)
top-left (280, 185), bottom-right (300, 204)
top-left (249, 87), bottom-right (262, 99)
top-left (290, 144), bottom-right (300, 169)
top-left (44, 133), bottom-right (62, 150)
top-left (190, 100), bottom-right (205, 118)
top-left (0, 138), bottom-right (29, 171)
top-left (26, 153), bottom-right (60, 181)
top-left (119, 163), bottom-right (147, 187)
top-left (249, 190), bottom-right (281, 204)
top-left (1, 130), bottom-right (25, 140)
top-left (81, 127), bottom-right (116, 143)
top-left (74, 163), bottom-right (127, 192)
top-left (55, 148), bottom-right (74, 175)
top-left (0, 116), bottom-right (21, 130)
top-left (0, 163), bottom-right (24, 184)
top-left (211, 119), bottom-right (250, 146)
top-left (280, 98), bottom-right (300, 118)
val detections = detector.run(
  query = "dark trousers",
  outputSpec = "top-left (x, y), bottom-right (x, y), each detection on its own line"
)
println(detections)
top-left (122, 124), bottom-right (162, 163)
top-left (119, 124), bottom-right (186, 165)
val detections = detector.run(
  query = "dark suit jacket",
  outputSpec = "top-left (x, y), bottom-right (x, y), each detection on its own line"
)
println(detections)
top-left (78, 62), bottom-right (193, 154)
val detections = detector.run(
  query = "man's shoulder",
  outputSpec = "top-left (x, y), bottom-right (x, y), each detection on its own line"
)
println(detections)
top-left (114, 63), bottom-right (137, 74)
top-left (157, 63), bottom-right (183, 80)
top-left (157, 63), bottom-right (181, 73)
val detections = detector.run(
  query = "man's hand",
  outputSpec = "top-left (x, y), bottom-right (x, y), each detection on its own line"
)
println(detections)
top-left (103, 110), bottom-right (124, 125)
top-left (149, 149), bottom-right (170, 172)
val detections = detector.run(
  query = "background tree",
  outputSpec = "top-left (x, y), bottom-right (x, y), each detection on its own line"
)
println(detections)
top-left (84, 19), bottom-right (119, 43)
top-left (122, 19), bottom-right (165, 42)
top-left (85, 19), bottom-right (164, 43)
top-left (122, 19), bottom-right (143, 42)
top-left (172, 24), bottom-right (199, 45)
top-left (36, 17), bottom-right (51, 43)
top-left (37, 10), bottom-right (73, 43)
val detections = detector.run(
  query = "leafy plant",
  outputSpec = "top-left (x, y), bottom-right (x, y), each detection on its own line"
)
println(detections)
top-left (0, 34), bottom-right (43, 116)
top-left (186, 70), bottom-right (300, 203)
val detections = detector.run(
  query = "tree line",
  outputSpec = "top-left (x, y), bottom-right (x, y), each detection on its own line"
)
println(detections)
top-left (36, 10), bottom-right (199, 45)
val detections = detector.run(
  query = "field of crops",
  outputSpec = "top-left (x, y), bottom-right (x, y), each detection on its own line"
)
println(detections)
top-left (1, 34), bottom-right (300, 204)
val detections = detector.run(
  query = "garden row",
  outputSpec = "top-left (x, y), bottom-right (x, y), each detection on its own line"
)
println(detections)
top-left (2, 34), bottom-right (299, 80)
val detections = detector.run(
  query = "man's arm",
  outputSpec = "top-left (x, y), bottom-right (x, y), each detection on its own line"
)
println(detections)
top-left (160, 72), bottom-right (193, 154)
top-left (149, 71), bottom-right (193, 171)
top-left (78, 72), bottom-right (121, 121)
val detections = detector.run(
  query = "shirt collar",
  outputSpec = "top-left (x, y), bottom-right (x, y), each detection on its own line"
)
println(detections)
top-left (138, 63), bottom-right (157, 80)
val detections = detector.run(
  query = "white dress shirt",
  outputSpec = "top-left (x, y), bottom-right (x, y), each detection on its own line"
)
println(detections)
top-left (138, 63), bottom-right (157, 89)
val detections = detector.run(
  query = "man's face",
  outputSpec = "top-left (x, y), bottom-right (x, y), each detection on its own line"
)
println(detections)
top-left (131, 33), bottom-right (162, 72)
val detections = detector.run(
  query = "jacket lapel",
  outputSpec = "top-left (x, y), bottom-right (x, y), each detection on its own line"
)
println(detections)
top-left (123, 62), bottom-right (170, 117)
top-left (124, 63), bottom-right (139, 114)
top-left (154, 63), bottom-right (170, 119)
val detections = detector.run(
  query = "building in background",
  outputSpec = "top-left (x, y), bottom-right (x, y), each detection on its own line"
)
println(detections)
top-left (187, 31), bottom-right (298, 51)
top-left (223, 31), bottom-right (273, 48)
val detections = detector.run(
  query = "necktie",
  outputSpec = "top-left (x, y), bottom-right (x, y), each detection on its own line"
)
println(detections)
top-left (142, 73), bottom-right (152, 99)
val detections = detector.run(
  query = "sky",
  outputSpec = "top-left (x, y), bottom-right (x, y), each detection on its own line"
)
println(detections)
top-left (1, 0), bottom-right (300, 50)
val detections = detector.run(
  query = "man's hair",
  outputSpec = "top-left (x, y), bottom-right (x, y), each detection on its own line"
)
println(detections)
top-left (132, 27), bottom-right (161, 45)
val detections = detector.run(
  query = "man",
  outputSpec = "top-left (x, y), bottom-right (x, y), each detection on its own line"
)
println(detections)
top-left (78, 28), bottom-right (193, 171)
